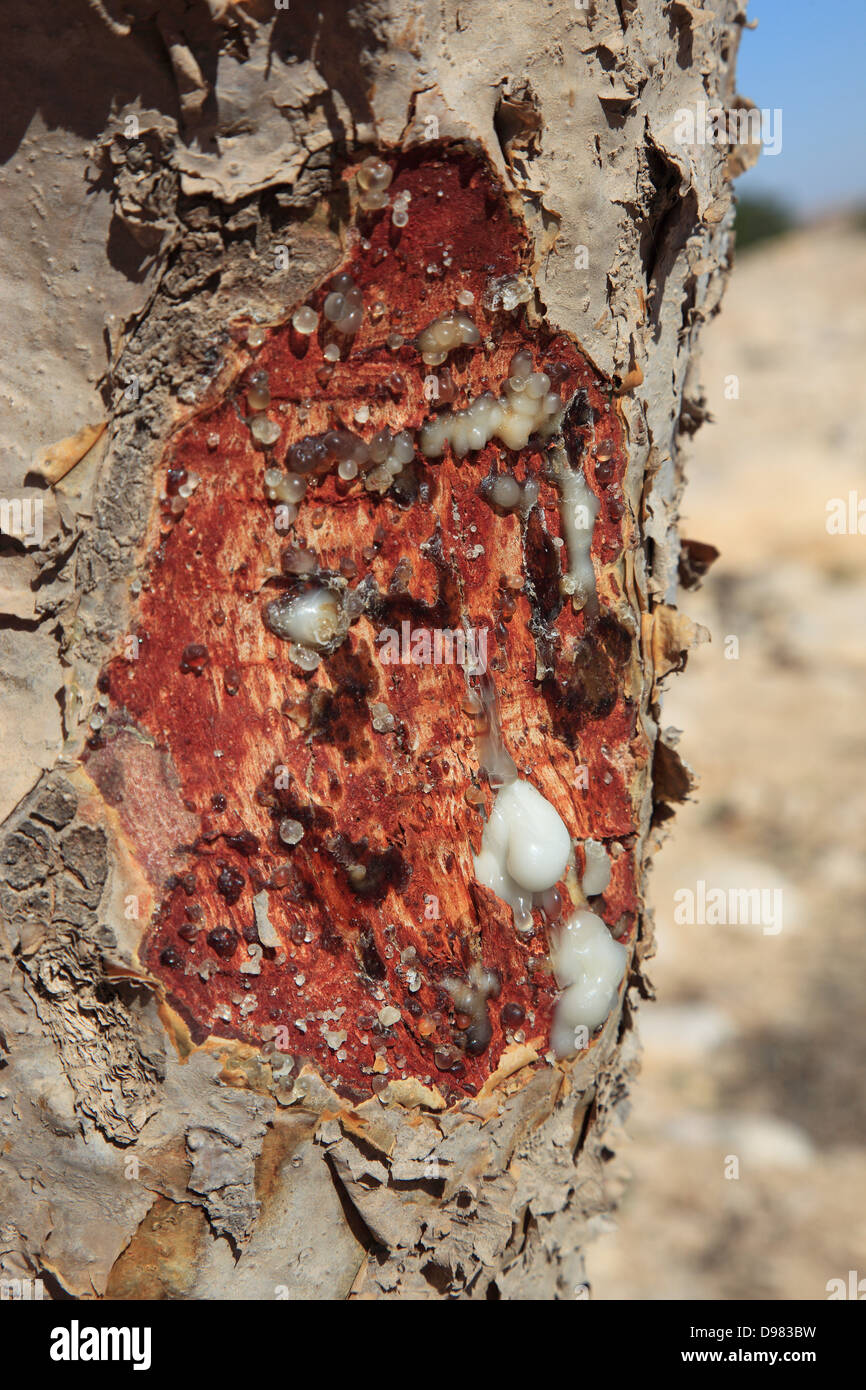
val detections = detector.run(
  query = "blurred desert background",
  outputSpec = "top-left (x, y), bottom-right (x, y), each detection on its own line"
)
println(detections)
top-left (588, 213), bottom-right (866, 1300)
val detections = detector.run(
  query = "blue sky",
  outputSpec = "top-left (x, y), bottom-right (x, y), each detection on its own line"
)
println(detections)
top-left (735, 0), bottom-right (866, 214)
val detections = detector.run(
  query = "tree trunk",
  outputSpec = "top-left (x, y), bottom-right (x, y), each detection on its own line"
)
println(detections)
top-left (0, 0), bottom-right (749, 1300)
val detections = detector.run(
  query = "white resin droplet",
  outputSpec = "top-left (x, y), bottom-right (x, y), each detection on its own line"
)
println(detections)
top-left (581, 839), bottom-right (611, 897)
top-left (250, 416), bottom-right (280, 447)
top-left (550, 447), bottom-right (600, 611)
top-left (247, 375), bottom-right (270, 411)
top-left (525, 371), bottom-right (551, 399)
top-left (418, 369), bottom-right (562, 460)
top-left (417, 310), bottom-right (480, 361)
top-left (490, 474), bottom-right (521, 510)
top-left (550, 910), bottom-right (627, 1055)
top-left (473, 779), bottom-right (572, 927)
top-left (288, 643), bottom-right (321, 672)
top-left (265, 586), bottom-right (342, 650)
top-left (356, 157), bottom-right (392, 194)
top-left (279, 818), bottom-right (305, 846)
top-left (323, 292), bottom-right (346, 323)
top-left (264, 469), bottom-right (307, 505)
top-left (292, 306), bottom-right (318, 334)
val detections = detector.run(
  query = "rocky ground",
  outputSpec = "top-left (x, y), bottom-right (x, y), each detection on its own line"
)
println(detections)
top-left (588, 220), bottom-right (866, 1301)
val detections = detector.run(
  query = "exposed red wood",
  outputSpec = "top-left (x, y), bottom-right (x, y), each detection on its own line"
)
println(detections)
top-left (85, 148), bottom-right (645, 1102)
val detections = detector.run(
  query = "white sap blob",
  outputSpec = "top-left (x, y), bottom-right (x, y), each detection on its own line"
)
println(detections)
top-left (265, 585), bottom-right (343, 650)
top-left (323, 274), bottom-right (364, 335)
top-left (473, 779), bottom-right (572, 930)
top-left (250, 415), bottom-right (281, 448)
top-left (549, 446), bottom-right (600, 611)
top-left (247, 372), bottom-right (270, 411)
top-left (363, 428), bottom-right (416, 495)
top-left (392, 191), bottom-right (411, 228)
top-left (417, 310), bottom-right (480, 365)
top-left (292, 305), bottom-right (318, 334)
top-left (581, 839), bottom-right (611, 897)
top-left (264, 469), bottom-right (307, 506)
top-left (489, 473), bottom-right (522, 510)
top-left (486, 470), bottom-right (540, 516)
top-left (355, 156), bottom-right (393, 210)
top-left (419, 369), bottom-right (563, 461)
top-left (482, 274), bottom-right (533, 312)
top-left (442, 962), bottom-right (500, 1054)
top-left (550, 910), bottom-right (627, 1056)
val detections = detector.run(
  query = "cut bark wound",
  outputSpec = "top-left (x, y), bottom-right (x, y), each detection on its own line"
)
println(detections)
top-left (87, 149), bottom-right (642, 1102)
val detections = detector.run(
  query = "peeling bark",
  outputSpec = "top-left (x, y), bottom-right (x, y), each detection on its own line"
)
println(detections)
top-left (0, 0), bottom-right (748, 1299)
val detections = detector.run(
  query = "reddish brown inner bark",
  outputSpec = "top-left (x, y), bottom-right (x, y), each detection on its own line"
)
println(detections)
top-left (86, 149), bottom-right (642, 1102)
